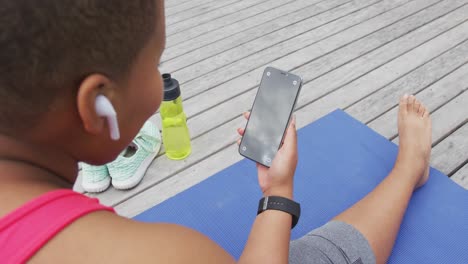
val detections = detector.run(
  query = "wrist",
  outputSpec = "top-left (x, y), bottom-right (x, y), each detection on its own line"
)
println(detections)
top-left (257, 196), bottom-right (301, 229)
top-left (263, 185), bottom-right (293, 199)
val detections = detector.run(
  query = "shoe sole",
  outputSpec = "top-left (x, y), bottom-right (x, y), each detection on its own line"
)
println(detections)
top-left (82, 176), bottom-right (111, 193)
top-left (111, 146), bottom-right (160, 190)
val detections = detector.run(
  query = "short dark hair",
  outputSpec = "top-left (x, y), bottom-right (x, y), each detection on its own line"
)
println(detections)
top-left (0, 0), bottom-right (157, 134)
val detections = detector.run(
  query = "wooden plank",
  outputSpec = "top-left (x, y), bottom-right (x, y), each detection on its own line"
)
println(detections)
top-left (166, 0), bottom-right (268, 36)
top-left (166, 0), bottom-right (238, 28)
top-left (451, 162), bottom-right (468, 189)
top-left (186, 2), bottom-right (468, 139)
top-left (172, 0), bottom-right (413, 86)
top-left (180, 0), bottom-right (468, 139)
top-left (346, 34), bottom-right (468, 124)
top-left (164, 0), bottom-right (298, 51)
top-left (368, 62), bottom-right (468, 139)
top-left (156, 0), bottom-right (410, 127)
top-left (174, 0), bottom-right (434, 114)
top-left (163, 0), bottom-right (345, 67)
top-left (431, 122), bottom-right (468, 176)
top-left (166, 0), bottom-right (270, 33)
top-left (94, 12), bottom-right (468, 207)
top-left (165, 0), bottom-right (187, 9)
top-left (166, 43), bottom-right (468, 160)
top-left (165, 0), bottom-right (220, 16)
top-left (294, 2), bottom-right (468, 104)
top-left (163, 0), bottom-right (323, 61)
top-left (165, 0), bottom-right (193, 9)
top-left (154, 0), bottom-right (443, 152)
top-left (292, 21), bottom-right (468, 128)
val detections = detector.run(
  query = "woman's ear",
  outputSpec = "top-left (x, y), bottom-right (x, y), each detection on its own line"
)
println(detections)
top-left (76, 74), bottom-right (114, 137)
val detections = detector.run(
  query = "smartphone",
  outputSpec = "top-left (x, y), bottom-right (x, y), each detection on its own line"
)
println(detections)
top-left (239, 67), bottom-right (302, 167)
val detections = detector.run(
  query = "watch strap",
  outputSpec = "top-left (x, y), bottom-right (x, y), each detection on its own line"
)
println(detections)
top-left (257, 196), bottom-right (301, 229)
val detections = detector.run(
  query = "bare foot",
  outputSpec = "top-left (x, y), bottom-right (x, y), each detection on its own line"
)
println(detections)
top-left (395, 95), bottom-right (432, 188)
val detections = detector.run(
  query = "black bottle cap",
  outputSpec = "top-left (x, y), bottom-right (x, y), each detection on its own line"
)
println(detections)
top-left (162, 73), bottom-right (181, 101)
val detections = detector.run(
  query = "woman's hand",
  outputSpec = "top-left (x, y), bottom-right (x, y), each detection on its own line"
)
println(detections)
top-left (237, 112), bottom-right (298, 198)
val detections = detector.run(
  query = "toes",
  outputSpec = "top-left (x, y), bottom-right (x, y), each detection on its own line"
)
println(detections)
top-left (421, 102), bottom-right (431, 118)
top-left (414, 100), bottom-right (422, 113)
top-left (423, 109), bottom-right (430, 118)
top-left (399, 94), bottom-right (409, 114)
top-left (407, 95), bottom-right (416, 112)
top-left (418, 104), bottom-right (426, 116)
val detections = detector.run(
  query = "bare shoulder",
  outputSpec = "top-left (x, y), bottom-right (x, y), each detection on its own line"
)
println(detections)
top-left (31, 211), bottom-right (236, 264)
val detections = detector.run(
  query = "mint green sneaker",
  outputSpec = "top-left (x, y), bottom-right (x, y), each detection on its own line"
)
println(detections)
top-left (108, 121), bottom-right (161, 190)
top-left (81, 163), bottom-right (111, 193)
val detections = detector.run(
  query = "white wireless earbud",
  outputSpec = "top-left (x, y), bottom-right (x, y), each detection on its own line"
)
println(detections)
top-left (95, 95), bottom-right (120, 141)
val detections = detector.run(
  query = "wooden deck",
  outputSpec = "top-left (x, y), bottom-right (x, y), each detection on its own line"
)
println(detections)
top-left (84, 0), bottom-right (468, 217)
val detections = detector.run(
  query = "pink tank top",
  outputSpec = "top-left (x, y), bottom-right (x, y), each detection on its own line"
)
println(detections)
top-left (0, 189), bottom-right (114, 263)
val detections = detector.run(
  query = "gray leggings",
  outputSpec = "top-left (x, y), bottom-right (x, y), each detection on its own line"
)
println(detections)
top-left (289, 221), bottom-right (376, 264)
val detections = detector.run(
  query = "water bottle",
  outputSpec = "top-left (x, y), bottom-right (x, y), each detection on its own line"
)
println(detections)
top-left (160, 73), bottom-right (192, 160)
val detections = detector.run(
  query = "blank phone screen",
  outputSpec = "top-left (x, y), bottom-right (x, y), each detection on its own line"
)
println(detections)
top-left (240, 67), bottom-right (301, 167)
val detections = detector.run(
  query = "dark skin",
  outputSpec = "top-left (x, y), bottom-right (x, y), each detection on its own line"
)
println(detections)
top-left (0, 0), bottom-right (432, 262)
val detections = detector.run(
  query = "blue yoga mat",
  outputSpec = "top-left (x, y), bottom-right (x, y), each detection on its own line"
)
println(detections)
top-left (135, 110), bottom-right (468, 263)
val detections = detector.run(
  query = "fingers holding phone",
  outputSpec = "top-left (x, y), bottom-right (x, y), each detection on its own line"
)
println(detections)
top-left (236, 112), bottom-right (250, 145)
top-left (237, 113), bottom-right (298, 197)
top-left (261, 115), bottom-right (298, 197)
top-left (281, 115), bottom-right (298, 159)
top-left (237, 113), bottom-right (297, 162)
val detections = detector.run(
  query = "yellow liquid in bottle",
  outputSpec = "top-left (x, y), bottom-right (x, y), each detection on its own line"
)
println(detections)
top-left (160, 97), bottom-right (192, 160)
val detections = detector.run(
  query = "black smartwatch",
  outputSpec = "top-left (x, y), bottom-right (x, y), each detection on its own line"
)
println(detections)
top-left (257, 196), bottom-right (301, 229)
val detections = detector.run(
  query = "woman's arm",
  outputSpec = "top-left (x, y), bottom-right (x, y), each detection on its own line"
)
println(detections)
top-left (238, 188), bottom-right (293, 264)
top-left (237, 114), bottom-right (298, 264)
